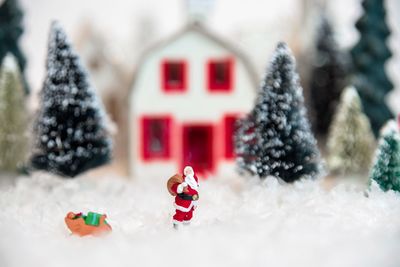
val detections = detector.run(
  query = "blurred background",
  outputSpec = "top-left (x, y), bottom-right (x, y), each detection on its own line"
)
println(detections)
top-left (19, 0), bottom-right (400, 103)
top-left (4, 0), bottom-right (400, 176)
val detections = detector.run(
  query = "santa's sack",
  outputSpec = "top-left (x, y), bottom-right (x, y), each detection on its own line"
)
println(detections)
top-left (167, 174), bottom-right (183, 196)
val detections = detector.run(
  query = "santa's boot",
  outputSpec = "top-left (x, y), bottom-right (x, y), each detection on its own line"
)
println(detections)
top-left (173, 220), bottom-right (181, 230)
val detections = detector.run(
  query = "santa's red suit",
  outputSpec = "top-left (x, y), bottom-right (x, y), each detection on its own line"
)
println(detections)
top-left (171, 170), bottom-right (199, 225)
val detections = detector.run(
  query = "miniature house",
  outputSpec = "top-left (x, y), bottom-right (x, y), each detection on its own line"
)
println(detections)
top-left (129, 23), bottom-right (257, 178)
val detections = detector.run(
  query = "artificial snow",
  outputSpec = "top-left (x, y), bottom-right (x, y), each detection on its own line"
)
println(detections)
top-left (0, 173), bottom-right (400, 267)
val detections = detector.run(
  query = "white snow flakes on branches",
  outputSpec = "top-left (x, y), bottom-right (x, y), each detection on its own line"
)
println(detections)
top-left (235, 42), bottom-right (322, 182)
top-left (30, 21), bottom-right (112, 178)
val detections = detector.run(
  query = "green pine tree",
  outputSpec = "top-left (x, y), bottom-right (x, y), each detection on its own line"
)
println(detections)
top-left (370, 121), bottom-right (400, 192)
top-left (0, 0), bottom-right (28, 93)
top-left (327, 86), bottom-right (375, 175)
top-left (309, 15), bottom-right (347, 136)
top-left (350, 0), bottom-right (393, 136)
top-left (31, 22), bottom-right (112, 178)
top-left (0, 54), bottom-right (28, 173)
top-left (235, 42), bottom-right (321, 182)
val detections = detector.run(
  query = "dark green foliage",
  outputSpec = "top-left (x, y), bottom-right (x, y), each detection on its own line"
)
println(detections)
top-left (31, 22), bottom-right (112, 178)
top-left (0, 0), bottom-right (28, 93)
top-left (235, 42), bottom-right (321, 182)
top-left (350, 0), bottom-right (393, 136)
top-left (309, 16), bottom-right (347, 136)
top-left (235, 115), bottom-right (257, 175)
top-left (370, 122), bottom-right (400, 192)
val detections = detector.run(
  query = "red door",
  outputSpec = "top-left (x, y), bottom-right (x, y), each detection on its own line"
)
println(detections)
top-left (182, 125), bottom-right (214, 175)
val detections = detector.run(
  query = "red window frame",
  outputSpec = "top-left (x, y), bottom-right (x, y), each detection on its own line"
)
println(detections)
top-left (224, 114), bottom-right (239, 159)
top-left (141, 116), bottom-right (172, 160)
top-left (161, 60), bottom-right (187, 92)
top-left (207, 58), bottom-right (233, 92)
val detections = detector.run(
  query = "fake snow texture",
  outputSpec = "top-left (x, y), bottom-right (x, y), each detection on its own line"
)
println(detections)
top-left (0, 174), bottom-right (400, 267)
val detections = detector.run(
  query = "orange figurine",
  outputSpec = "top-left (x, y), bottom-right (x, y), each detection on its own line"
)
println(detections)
top-left (65, 211), bottom-right (112, 237)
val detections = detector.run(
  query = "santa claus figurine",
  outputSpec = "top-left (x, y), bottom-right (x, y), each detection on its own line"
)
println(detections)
top-left (167, 166), bottom-right (199, 229)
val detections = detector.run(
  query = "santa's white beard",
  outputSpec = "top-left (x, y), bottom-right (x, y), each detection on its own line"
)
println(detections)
top-left (185, 175), bottom-right (198, 190)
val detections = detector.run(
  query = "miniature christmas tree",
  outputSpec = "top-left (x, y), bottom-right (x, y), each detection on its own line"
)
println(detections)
top-left (369, 121), bottom-right (400, 192)
top-left (235, 115), bottom-right (258, 175)
top-left (309, 16), bottom-right (347, 136)
top-left (31, 22), bottom-right (112, 178)
top-left (0, 0), bottom-right (28, 93)
top-left (0, 54), bottom-right (28, 173)
top-left (235, 42), bottom-right (321, 182)
top-left (327, 86), bottom-right (375, 175)
top-left (350, 0), bottom-right (393, 136)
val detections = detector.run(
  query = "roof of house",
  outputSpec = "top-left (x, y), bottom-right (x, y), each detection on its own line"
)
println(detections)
top-left (127, 22), bottom-right (259, 98)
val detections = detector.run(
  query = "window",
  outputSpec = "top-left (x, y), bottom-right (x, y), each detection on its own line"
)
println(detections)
top-left (224, 115), bottom-right (239, 159)
top-left (162, 60), bottom-right (187, 92)
top-left (141, 116), bottom-right (171, 160)
top-left (208, 58), bottom-right (233, 92)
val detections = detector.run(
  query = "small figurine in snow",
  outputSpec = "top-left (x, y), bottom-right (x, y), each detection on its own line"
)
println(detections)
top-left (65, 211), bottom-right (112, 237)
top-left (167, 166), bottom-right (199, 229)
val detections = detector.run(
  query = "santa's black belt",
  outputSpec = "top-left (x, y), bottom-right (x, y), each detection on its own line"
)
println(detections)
top-left (178, 193), bottom-right (199, 201)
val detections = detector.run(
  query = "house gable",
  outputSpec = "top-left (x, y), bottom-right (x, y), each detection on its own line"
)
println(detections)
top-left (128, 23), bottom-right (258, 178)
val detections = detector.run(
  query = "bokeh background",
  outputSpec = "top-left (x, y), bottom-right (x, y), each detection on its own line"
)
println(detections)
top-left (19, 0), bottom-right (400, 107)
top-left (13, 0), bottom-right (400, 175)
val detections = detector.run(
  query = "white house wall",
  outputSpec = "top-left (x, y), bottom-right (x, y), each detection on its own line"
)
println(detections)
top-left (130, 30), bottom-right (256, 179)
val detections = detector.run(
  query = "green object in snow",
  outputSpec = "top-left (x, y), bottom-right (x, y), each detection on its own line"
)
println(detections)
top-left (370, 121), bottom-right (400, 192)
top-left (84, 212), bottom-right (101, 226)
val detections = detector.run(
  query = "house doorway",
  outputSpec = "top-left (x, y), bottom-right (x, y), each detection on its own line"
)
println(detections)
top-left (182, 125), bottom-right (213, 175)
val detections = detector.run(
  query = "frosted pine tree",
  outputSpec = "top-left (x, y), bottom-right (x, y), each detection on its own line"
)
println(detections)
top-left (235, 42), bottom-right (321, 182)
top-left (327, 86), bottom-right (375, 175)
top-left (369, 121), bottom-right (400, 192)
top-left (31, 22), bottom-right (112, 178)
top-left (0, 54), bottom-right (28, 173)
top-left (235, 115), bottom-right (258, 175)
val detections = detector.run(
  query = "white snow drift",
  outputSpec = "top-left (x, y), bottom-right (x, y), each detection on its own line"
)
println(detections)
top-left (0, 173), bottom-right (400, 267)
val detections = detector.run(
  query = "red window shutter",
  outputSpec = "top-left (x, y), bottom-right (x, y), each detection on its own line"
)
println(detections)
top-left (161, 60), bottom-right (187, 92)
top-left (208, 58), bottom-right (233, 92)
top-left (224, 115), bottom-right (238, 159)
top-left (141, 116), bottom-right (171, 160)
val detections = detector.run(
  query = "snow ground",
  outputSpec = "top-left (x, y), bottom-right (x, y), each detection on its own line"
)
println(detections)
top-left (0, 173), bottom-right (400, 267)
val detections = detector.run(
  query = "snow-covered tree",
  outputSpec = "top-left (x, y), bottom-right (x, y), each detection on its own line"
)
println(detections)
top-left (0, 0), bottom-right (28, 93)
top-left (350, 0), bottom-right (393, 136)
top-left (327, 86), bottom-right (375, 175)
top-left (235, 42), bottom-right (321, 182)
top-left (309, 15), bottom-right (347, 136)
top-left (0, 54), bottom-right (28, 173)
top-left (369, 121), bottom-right (400, 192)
top-left (235, 115), bottom-right (257, 175)
top-left (31, 22), bottom-right (112, 178)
